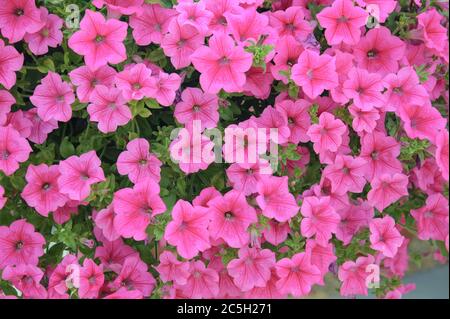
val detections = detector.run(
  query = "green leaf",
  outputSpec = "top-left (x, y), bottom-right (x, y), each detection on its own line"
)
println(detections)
top-left (59, 137), bottom-right (75, 158)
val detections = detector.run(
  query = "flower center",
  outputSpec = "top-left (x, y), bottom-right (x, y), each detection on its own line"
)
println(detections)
top-left (95, 35), bottom-right (104, 43)
top-left (219, 57), bottom-right (230, 66)
top-left (247, 168), bottom-right (254, 175)
top-left (15, 241), bottom-right (24, 250)
top-left (306, 69), bottom-right (314, 79)
top-left (56, 95), bottom-right (65, 102)
top-left (15, 8), bottom-right (24, 16)
top-left (338, 16), bottom-right (348, 23)
top-left (393, 87), bottom-right (402, 94)
top-left (224, 211), bottom-right (234, 220)
top-left (367, 49), bottom-right (378, 58)
top-left (424, 211), bottom-right (434, 218)
top-left (288, 117), bottom-right (294, 124)
top-left (1, 150), bottom-right (10, 160)
top-left (133, 83), bottom-right (141, 90)
top-left (218, 16), bottom-right (227, 26)
top-left (371, 151), bottom-right (379, 160)
top-left (109, 103), bottom-right (116, 109)
top-left (139, 159), bottom-right (147, 166)
top-left (42, 183), bottom-right (51, 191)
top-left (342, 167), bottom-right (350, 174)
top-left (177, 39), bottom-right (186, 47)
top-left (193, 105), bottom-right (201, 112)
top-left (286, 23), bottom-right (295, 31)
top-left (81, 173), bottom-right (89, 181)
top-left (41, 28), bottom-right (50, 37)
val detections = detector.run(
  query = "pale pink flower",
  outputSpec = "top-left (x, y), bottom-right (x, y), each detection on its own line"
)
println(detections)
top-left (271, 36), bottom-right (303, 84)
top-left (68, 10), bottom-right (128, 71)
top-left (191, 33), bottom-right (253, 94)
top-left (275, 252), bottom-right (321, 297)
top-left (117, 138), bottom-right (162, 184)
top-left (204, 0), bottom-right (243, 35)
top-left (226, 8), bottom-right (269, 45)
top-left (262, 220), bottom-right (291, 246)
top-left (87, 85), bottom-right (131, 133)
top-left (336, 199), bottom-right (373, 245)
top-left (30, 72), bottom-right (75, 122)
top-left (57, 151), bottom-right (106, 201)
top-left (348, 104), bottom-right (380, 134)
top-left (416, 8), bottom-right (448, 52)
top-left (369, 216), bottom-right (404, 258)
top-left (176, 0), bottom-right (213, 35)
top-left (164, 200), bottom-right (210, 259)
top-left (21, 164), bottom-right (68, 217)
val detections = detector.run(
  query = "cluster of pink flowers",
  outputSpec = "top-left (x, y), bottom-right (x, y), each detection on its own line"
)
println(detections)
top-left (0, 0), bottom-right (448, 299)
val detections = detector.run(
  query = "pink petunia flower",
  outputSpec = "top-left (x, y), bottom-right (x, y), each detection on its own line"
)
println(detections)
top-left (226, 8), bottom-right (269, 45)
top-left (57, 151), bottom-right (106, 201)
top-left (0, 125), bottom-right (32, 176)
top-left (254, 106), bottom-right (291, 145)
top-left (47, 254), bottom-right (79, 299)
top-left (95, 238), bottom-right (139, 271)
top-left (411, 193), bottom-right (449, 241)
top-left (115, 63), bottom-right (155, 101)
top-left (0, 39), bottom-right (24, 90)
top-left (357, 0), bottom-right (396, 23)
top-left (3, 110), bottom-right (32, 138)
top-left (78, 259), bottom-right (104, 299)
top-left (348, 104), bottom-right (380, 134)
top-left (23, 108), bottom-right (58, 144)
top-left (129, 4), bottom-right (177, 46)
top-left (317, 0), bottom-right (368, 45)
top-left (161, 19), bottom-right (204, 70)
top-left (336, 199), bottom-right (373, 245)
top-left (92, 0), bottom-right (144, 17)
top-left (416, 8), bottom-right (448, 52)
top-left (149, 71), bottom-right (182, 106)
top-left (174, 87), bottom-right (219, 130)
top-left (23, 7), bottom-right (63, 56)
top-left (398, 103), bottom-right (446, 141)
top-left (208, 256), bottom-right (241, 298)
top-left (176, 0), bottom-right (213, 35)
top-left (204, 0), bottom-right (243, 35)
top-left (0, 0), bottom-right (44, 43)
top-left (306, 239), bottom-right (337, 285)
top-left (87, 85), bottom-right (131, 133)
top-left (0, 185), bottom-right (6, 209)
top-left (338, 254), bottom-right (375, 297)
top-left (243, 66), bottom-right (275, 100)
top-left (21, 164), bottom-right (68, 217)
top-left (94, 204), bottom-right (120, 242)
top-left (2, 264), bottom-right (47, 299)
top-left (113, 180), bottom-right (166, 241)
top-left (69, 65), bottom-right (116, 103)
top-left (30, 72), bottom-right (75, 123)
top-left (164, 200), bottom-right (210, 259)
top-left (367, 173), bottom-right (409, 212)
top-left (275, 99), bottom-right (311, 144)
top-left (307, 112), bottom-right (347, 154)
top-left (353, 26), bottom-right (405, 76)
top-left (227, 247), bottom-right (276, 291)
top-left (155, 251), bottom-right (190, 286)
top-left (291, 50), bottom-right (338, 99)
top-left (53, 200), bottom-right (84, 225)
top-left (263, 220), bottom-right (290, 246)
top-left (256, 175), bottom-right (299, 222)
top-left (275, 252), bottom-right (321, 297)
top-left (117, 138), bottom-right (162, 184)
top-left (68, 10), bottom-right (128, 71)
top-left (323, 155), bottom-right (367, 195)
top-left (180, 260), bottom-right (219, 299)
top-left (0, 219), bottom-right (45, 269)
top-left (342, 68), bottom-right (385, 110)
top-left (369, 216), bottom-right (404, 258)
top-left (208, 190), bottom-right (257, 248)
top-left (300, 196), bottom-right (341, 246)
top-left (360, 131), bottom-right (402, 182)
top-left (269, 6), bottom-right (312, 41)
top-left (435, 130), bottom-right (449, 181)
top-left (111, 257), bottom-right (156, 297)
top-left (192, 187), bottom-right (221, 208)
top-left (226, 159), bottom-right (273, 196)
top-left (271, 35), bottom-right (303, 84)
top-left (191, 33), bottom-right (253, 94)
top-left (0, 90), bottom-right (16, 124)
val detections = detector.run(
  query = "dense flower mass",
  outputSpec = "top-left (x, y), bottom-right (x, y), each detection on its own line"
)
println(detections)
top-left (0, 0), bottom-right (448, 300)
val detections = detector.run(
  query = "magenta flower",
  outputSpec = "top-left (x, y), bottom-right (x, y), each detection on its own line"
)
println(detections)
top-left (300, 196), bottom-right (340, 246)
top-left (180, 260), bottom-right (219, 299)
top-left (243, 66), bottom-right (275, 100)
top-left (323, 155), bottom-right (367, 195)
top-left (369, 216), bottom-right (404, 258)
top-left (226, 159), bottom-right (272, 196)
top-left (342, 68), bottom-right (385, 110)
top-left (0, 39), bottom-right (24, 90)
top-left (174, 87), bottom-right (219, 130)
top-left (255, 106), bottom-right (291, 145)
top-left (113, 180), bottom-right (166, 241)
top-left (271, 36), bottom-right (303, 84)
top-left (0, 0), bottom-right (44, 43)
top-left (2, 264), bottom-right (47, 299)
top-left (360, 131), bottom-right (402, 182)
top-left (149, 71), bottom-right (182, 106)
top-left (57, 151), bottom-right (106, 201)
top-left (269, 6), bottom-right (312, 41)
top-left (191, 33), bottom-right (253, 94)
top-left (338, 255), bottom-right (375, 297)
top-left (94, 204), bottom-right (120, 242)
top-left (87, 85), bottom-right (131, 133)
top-left (175, 0), bottom-right (212, 35)
top-left (348, 104), bottom-right (380, 134)
top-left (92, 0), bottom-right (144, 16)
top-left (30, 72), bottom-right (75, 122)
top-left (291, 50), bottom-right (338, 99)
top-left (129, 4), bottom-right (177, 46)
top-left (353, 26), bottom-right (405, 76)
top-left (24, 108), bottom-right (58, 144)
top-left (262, 220), bottom-right (290, 246)
top-left (306, 239), bottom-right (337, 285)
top-left (357, 0), bottom-right (396, 23)
top-left (95, 239), bottom-right (139, 270)
top-left (227, 8), bottom-right (269, 45)
top-left (317, 0), bottom-right (368, 45)
top-left (117, 138), bottom-right (162, 184)
top-left (155, 251), bottom-right (190, 286)
top-left (0, 90), bottom-right (15, 123)
top-left (79, 259), bottom-right (104, 299)
top-left (307, 112), bottom-right (346, 154)
top-left (47, 254), bottom-right (79, 299)
top-left (275, 252), bottom-right (321, 297)
top-left (367, 173), bottom-right (409, 212)
top-left (23, 7), bottom-right (63, 56)
top-left (416, 8), bottom-right (448, 52)
top-left (69, 65), bottom-right (116, 103)
top-left (275, 99), bottom-right (311, 144)
top-left (192, 187), bottom-right (221, 207)
top-left (411, 193), bottom-right (449, 241)
top-left (227, 247), bottom-right (275, 291)
top-left (256, 175), bottom-right (299, 222)
top-left (0, 125), bottom-right (32, 176)
top-left (68, 10), bottom-right (128, 71)
top-left (398, 103), bottom-right (446, 141)
top-left (164, 200), bottom-right (210, 259)
top-left (112, 257), bottom-right (156, 297)
top-left (161, 19), bottom-right (204, 70)
top-left (204, 0), bottom-right (243, 35)
top-left (21, 164), bottom-right (68, 217)
top-left (336, 199), bottom-right (373, 245)
top-left (435, 130), bottom-right (449, 181)
top-left (115, 63), bottom-right (155, 101)
top-left (0, 219), bottom-right (45, 269)
top-left (208, 190), bottom-right (257, 248)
